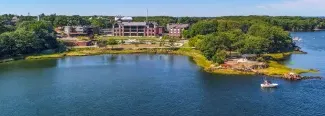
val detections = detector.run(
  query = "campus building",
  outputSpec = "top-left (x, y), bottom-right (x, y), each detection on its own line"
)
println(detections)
top-left (167, 24), bottom-right (189, 37)
top-left (112, 16), bottom-right (163, 37)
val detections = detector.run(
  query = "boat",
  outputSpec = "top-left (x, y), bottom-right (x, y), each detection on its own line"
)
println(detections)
top-left (261, 83), bottom-right (279, 88)
top-left (293, 37), bottom-right (302, 41)
top-left (261, 80), bottom-right (278, 88)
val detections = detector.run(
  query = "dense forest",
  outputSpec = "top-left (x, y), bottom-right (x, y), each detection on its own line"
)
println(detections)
top-left (1, 14), bottom-right (325, 60)
top-left (0, 20), bottom-right (61, 58)
top-left (186, 19), bottom-right (294, 63)
top-left (215, 16), bottom-right (325, 32)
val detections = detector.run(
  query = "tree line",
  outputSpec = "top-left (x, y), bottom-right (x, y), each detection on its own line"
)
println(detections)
top-left (0, 14), bottom-right (211, 28)
top-left (2, 14), bottom-right (324, 31)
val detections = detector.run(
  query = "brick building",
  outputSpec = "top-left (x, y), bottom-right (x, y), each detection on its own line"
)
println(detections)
top-left (113, 22), bottom-right (163, 37)
top-left (167, 24), bottom-right (189, 37)
top-left (112, 16), bottom-right (163, 37)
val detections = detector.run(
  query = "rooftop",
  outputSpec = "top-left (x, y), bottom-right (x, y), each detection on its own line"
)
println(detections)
top-left (122, 22), bottom-right (147, 26)
top-left (118, 22), bottom-right (157, 26)
top-left (115, 16), bottom-right (133, 21)
top-left (167, 24), bottom-right (189, 29)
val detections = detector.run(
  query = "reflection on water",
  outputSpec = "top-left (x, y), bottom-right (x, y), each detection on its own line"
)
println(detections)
top-left (261, 88), bottom-right (277, 93)
top-left (0, 59), bottom-right (58, 74)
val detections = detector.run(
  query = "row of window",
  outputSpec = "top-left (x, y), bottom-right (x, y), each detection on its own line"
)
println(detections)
top-left (170, 29), bottom-right (181, 31)
top-left (114, 33), bottom-right (155, 36)
top-left (170, 29), bottom-right (181, 34)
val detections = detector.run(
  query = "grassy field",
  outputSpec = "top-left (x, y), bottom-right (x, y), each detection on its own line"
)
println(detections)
top-left (263, 52), bottom-right (292, 61)
top-left (258, 61), bottom-right (314, 76)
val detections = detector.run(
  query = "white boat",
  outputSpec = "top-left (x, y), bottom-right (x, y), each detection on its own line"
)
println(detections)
top-left (261, 83), bottom-right (278, 88)
top-left (261, 80), bottom-right (278, 88)
top-left (293, 37), bottom-right (302, 41)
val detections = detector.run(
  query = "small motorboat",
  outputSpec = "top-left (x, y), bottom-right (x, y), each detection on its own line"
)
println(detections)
top-left (261, 80), bottom-right (278, 88)
top-left (261, 83), bottom-right (279, 88)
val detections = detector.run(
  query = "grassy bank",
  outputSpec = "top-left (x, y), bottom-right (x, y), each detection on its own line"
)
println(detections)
top-left (259, 61), bottom-right (313, 76)
top-left (262, 52), bottom-right (292, 61)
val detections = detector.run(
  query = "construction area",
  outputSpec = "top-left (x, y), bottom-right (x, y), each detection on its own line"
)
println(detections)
top-left (218, 58), bottom-right (269, 72)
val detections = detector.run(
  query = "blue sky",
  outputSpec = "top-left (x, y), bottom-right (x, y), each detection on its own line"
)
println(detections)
top-left (0, 0), bottom-right (324, 16)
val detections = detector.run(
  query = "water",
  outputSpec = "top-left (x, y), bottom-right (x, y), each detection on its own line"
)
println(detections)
top-left (0, 32), bottom-right (324, 116)
top-left (290, 31), bottom-right (325, 77)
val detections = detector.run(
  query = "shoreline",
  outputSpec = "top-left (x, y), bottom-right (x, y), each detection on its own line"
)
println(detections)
top-left (0, 47), bottom-right (318, 79)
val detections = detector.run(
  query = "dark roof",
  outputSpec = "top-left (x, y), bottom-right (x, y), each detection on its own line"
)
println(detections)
top-left (167, 24), bottom-right (189, 29)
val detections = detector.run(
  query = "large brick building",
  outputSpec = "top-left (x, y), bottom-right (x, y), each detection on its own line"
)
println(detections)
top-left (167, 24), bottom-right (189, 37)
top-left (113, 16), bottom-right (163, 37)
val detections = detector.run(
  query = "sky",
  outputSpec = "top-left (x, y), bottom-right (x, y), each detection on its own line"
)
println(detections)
top-left (0, 0), bottom-right (324, 16)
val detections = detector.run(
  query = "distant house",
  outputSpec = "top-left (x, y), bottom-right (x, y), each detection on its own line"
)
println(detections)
top-left (64, 26), bottom-right (93, 37)
top-left (4, 16), bottom-right (20, 25)
top-left (167, 24), bottom-right (189, 38)
top-left (11, 16), bottom-right (19, 24)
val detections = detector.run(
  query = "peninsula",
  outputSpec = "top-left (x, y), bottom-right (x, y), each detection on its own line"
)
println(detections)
top-left (1, 15), bottom-right (323, 80)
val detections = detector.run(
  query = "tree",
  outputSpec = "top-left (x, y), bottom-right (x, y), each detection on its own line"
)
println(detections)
top-left (188, 20), bottom-right (218, 37)
top-left (0, 23), bottom-right (11, 34)
top-left (97, 39), bottom-right (108, 48)
top-left (90, 17), bottom-right (107, 28)
top-left (0, 21), bottom-right (59, 57)
top-left (197, 35), bottom-right (227, 60)
top-left (217, 20), bottom-right (241, 32)
top-left (212, 50), bottom-right (227, 64)
top-left (239, 36), bottom-right (270, 55)
top-left (181, 30), bottom-right (190, 39)
top-left (248, 24), bottom-right (292, 52)
top-left (188, 35), bottom-right (204, 47)
top-left (54, 16), bottom-right (68, 27)
top-left (168, 37), bottom-right (177, 47)
top-left (44, 14), bottom-right (56, 26)
top-left (107, 39), bottom-right (118, 48)
top-left (177, 17), bottom-right (199, 24)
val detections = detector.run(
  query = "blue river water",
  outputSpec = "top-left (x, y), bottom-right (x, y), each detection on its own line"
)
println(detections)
top-left (0, 31), bottom-right (324, 116)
